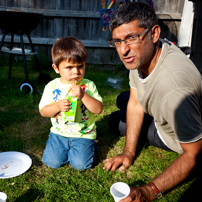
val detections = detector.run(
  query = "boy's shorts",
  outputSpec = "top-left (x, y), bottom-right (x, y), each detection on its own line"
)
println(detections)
top-left (42, 132), bottom-right (96, 170)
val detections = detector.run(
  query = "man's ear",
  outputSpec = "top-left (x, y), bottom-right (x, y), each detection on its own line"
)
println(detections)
top-left (52, 64), bottom-right (59, 74)
top-left (151, 25), bottom-right (161, 43)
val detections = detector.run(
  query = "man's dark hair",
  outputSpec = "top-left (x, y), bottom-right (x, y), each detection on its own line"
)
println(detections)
top-left (109, 2), bottom-right (158, 32)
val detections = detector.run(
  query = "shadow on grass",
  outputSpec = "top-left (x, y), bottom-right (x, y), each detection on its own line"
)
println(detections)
top-left (129, 179), bottom-right (147, 188)
top-left (0, 109), bottom-right (47, 153)
top-left (94, 114), bottom-right (148, 167)
top-left (0, 111), bottom-right (28, 152)
top-left (13, 188), bottom-right (44, 202)
top-left (93, 115), bottom-right (121, 164)
top-left (28, 153), bottom-right (44, 167)
top-left (0, 111), bottom-right (26, 129)
top-left (178, 173), bottom-right (202, 202)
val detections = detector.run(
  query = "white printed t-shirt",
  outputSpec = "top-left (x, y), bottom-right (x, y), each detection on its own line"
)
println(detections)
top-left (39, 78), bottom-right (102, 140)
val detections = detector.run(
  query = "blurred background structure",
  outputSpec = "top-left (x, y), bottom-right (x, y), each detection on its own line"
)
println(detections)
top-left (0, 0), bottom-right (201, 73)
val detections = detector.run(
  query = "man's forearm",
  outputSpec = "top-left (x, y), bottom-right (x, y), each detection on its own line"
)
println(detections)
top-left (120, 151), bottom-right (200, 202)
top-left (124, 101), bottom-right (145, 156)
top-left (151, 151), bottom-right (198, 195)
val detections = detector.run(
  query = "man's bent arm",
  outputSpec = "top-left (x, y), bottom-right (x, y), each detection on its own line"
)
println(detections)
top-left (121, 139), bottom-right (202, 202)
top-left (150, 139), bottom-right (202, 198)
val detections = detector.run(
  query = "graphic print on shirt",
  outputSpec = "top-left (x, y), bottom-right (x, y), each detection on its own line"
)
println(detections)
top-left (78, 84), bottom-right (94, 134)
top-left (80, 123), bottom-right (95, 135)
top-left (53, 88), bottom-right (61, 101)
top-left (80, 84), bottom-right (89, 121)
top-left (50, 84), bottom-right (95, 135)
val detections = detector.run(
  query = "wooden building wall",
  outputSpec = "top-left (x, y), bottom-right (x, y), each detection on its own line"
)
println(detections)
top-left (0, 0), bottom-right (185, 65)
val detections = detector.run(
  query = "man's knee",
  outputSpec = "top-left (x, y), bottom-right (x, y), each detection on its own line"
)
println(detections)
top-left (108, 110), bottom-right (126, 133)
top-left (116, 91), bottom-right (130, 110)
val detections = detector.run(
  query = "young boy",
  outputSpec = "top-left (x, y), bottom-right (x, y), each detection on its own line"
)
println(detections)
top-left (39, 37), bottom-right (103, 170)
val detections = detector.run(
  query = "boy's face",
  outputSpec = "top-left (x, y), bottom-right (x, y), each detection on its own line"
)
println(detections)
top-left (52, 60), bottom-right (85, 84)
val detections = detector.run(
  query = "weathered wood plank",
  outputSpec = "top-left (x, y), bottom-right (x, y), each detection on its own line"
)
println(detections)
top-left (0, 0), bottom-right (185, 64)
top-left (0, 35), bottom-right (110, 47)
top-left (0, 7), bottom-right (182, 19)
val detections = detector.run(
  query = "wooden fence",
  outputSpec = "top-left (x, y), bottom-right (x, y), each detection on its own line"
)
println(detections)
top-left (0, 0), bottom-right (185, 65)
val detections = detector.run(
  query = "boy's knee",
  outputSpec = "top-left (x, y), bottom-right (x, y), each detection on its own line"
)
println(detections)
top-left (42, 157), bottom-right (62, 169)
top-left (70, 158), bottom-right (93, 170)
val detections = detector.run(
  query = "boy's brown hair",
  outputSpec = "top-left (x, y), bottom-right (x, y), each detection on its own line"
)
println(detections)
top-left (51, 36), bottom-right (88, 68)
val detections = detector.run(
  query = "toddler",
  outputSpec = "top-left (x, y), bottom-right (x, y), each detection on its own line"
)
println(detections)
top-left (39, 37), bottom-right (103, 170)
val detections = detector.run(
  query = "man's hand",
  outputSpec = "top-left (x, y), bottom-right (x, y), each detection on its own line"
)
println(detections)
top-left (119, 185), bottom-right (155, 202)
top-left (103, 151), bottom-right (135, 171)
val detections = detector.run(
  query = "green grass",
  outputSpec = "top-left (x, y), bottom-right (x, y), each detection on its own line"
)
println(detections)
top-left (0, 57), bottom-right (201, 201)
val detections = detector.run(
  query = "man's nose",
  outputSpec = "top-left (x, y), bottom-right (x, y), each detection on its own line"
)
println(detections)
top-left (119, 42), bottom-right (130, 56)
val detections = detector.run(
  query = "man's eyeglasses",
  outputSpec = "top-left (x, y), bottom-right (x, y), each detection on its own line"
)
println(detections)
top-left (108, 28), bottom-right (150, 47)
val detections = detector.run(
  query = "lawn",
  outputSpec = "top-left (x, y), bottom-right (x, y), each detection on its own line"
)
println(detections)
top-left (0, 56), bottom-right (201, 202)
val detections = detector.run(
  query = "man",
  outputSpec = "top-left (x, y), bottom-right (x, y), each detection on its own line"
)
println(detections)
top-left (103, 2), bottom-right (202, 201)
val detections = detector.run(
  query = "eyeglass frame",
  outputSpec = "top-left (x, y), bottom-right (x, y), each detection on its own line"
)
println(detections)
top-left (108, 28), bottom-right (150, 47)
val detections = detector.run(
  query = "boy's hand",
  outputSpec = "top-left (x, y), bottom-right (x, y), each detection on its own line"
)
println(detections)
top-left (57, 99), bottom-right (71, 112)
top-left (70, 84), bottom-right (85, 100)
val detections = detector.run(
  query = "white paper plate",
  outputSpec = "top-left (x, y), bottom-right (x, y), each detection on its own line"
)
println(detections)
top-left (0, 151), bottom-right (32, 179)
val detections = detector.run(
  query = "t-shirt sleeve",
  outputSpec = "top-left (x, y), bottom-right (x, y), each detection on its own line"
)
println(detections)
top-left (39, 83), bottom-right (53, 111)
top-left (88, 81), bottom-right (103, 103)
top-left (129, 69), bottom-right (137, 89)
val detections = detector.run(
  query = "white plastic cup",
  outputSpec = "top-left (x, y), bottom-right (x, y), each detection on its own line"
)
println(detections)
top-left (110, 182), bottom-right (130, 202)
top-left (0, 192), bottom-right (7, 202)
